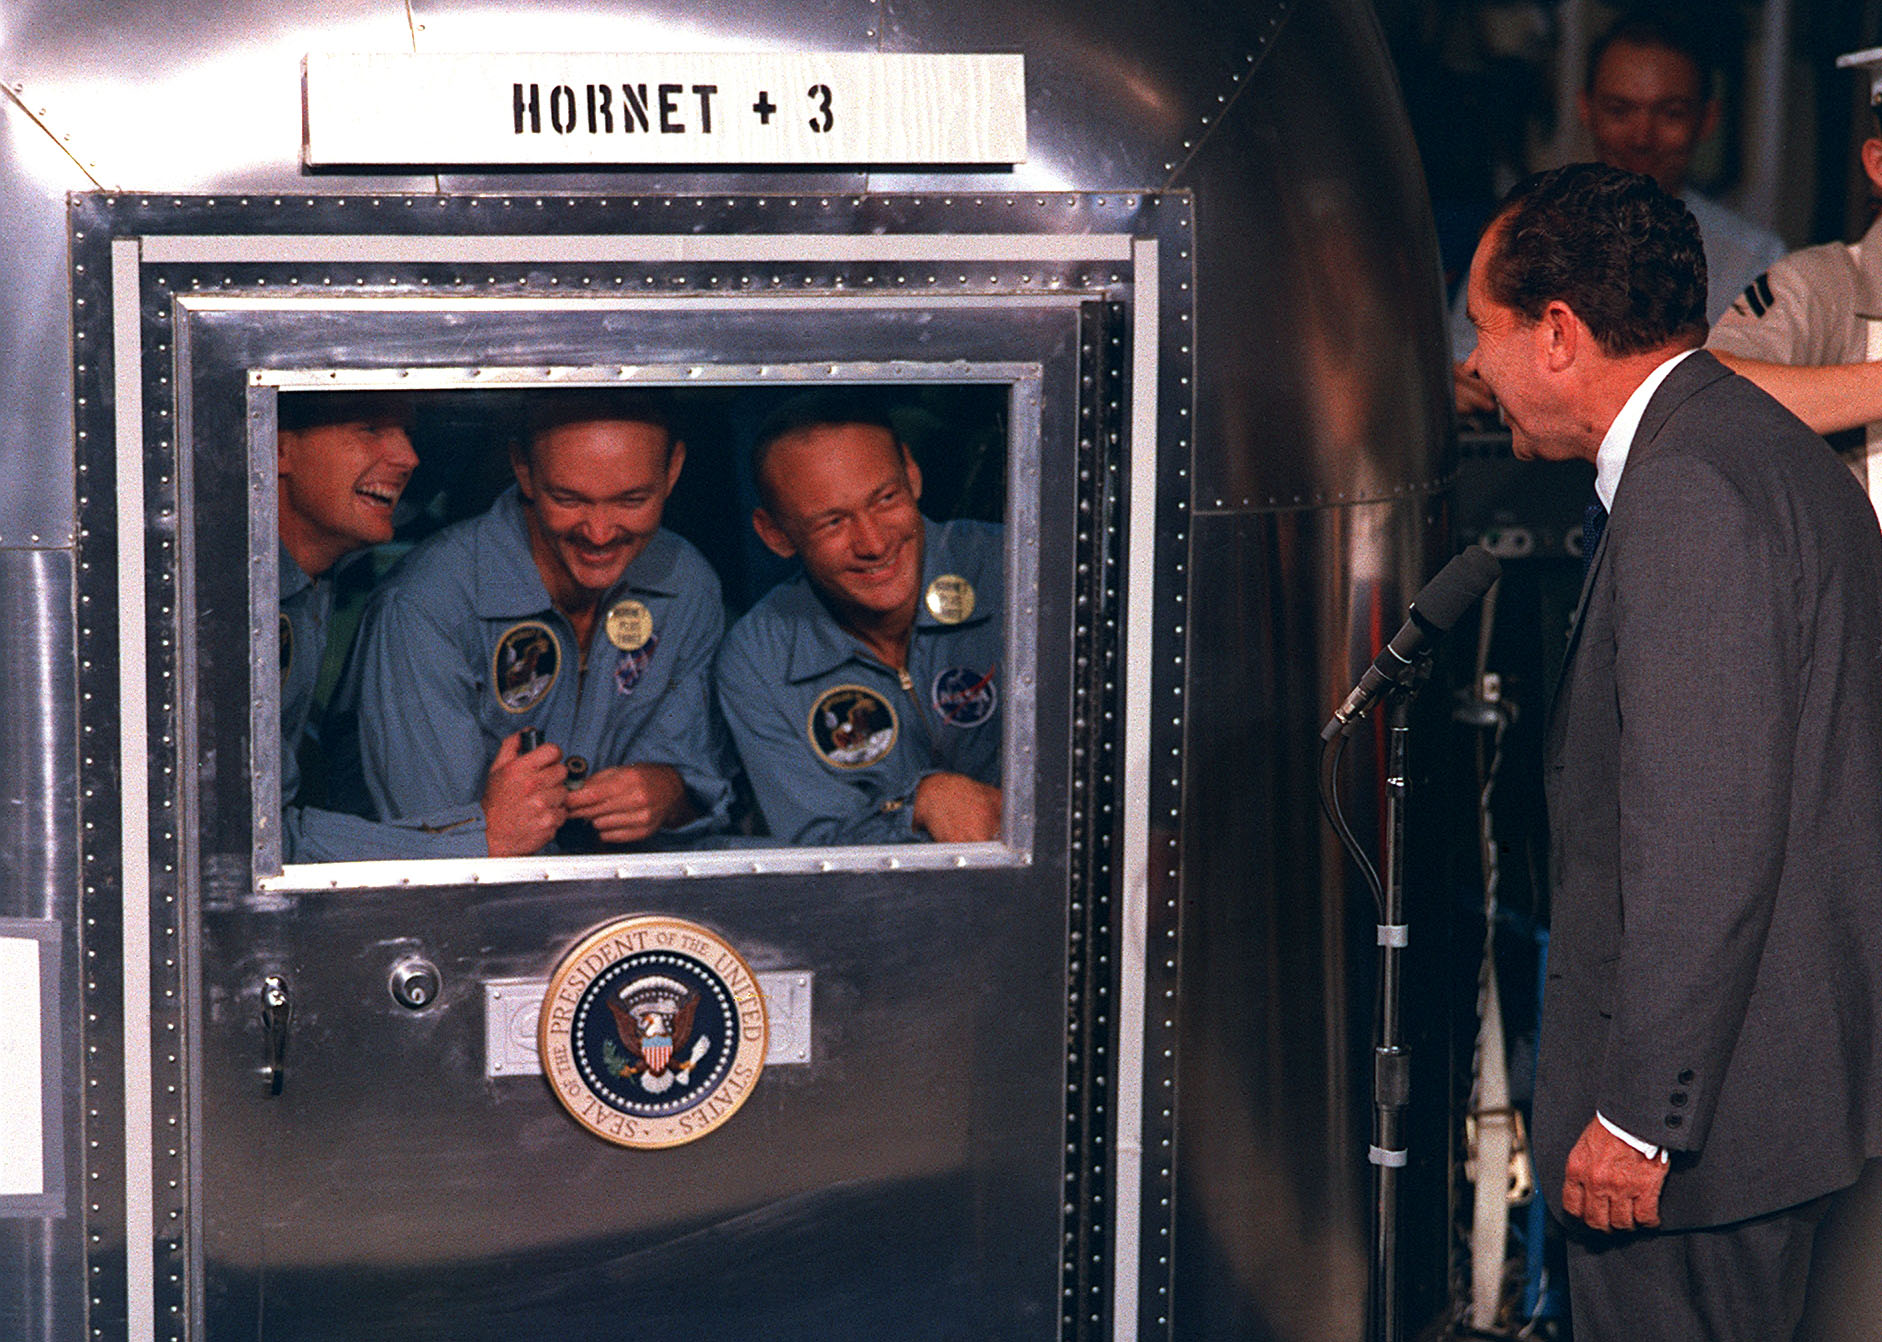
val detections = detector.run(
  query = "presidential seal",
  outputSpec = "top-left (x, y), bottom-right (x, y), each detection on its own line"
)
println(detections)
top-left (539, 916), bottom-right (768, 1150)
top-left (493, 620), bottom-right (560, 714)
top-left (808, 684), bottom-right (897, 768)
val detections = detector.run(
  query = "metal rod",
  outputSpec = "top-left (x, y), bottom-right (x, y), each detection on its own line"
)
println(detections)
top-left (1370, 709), bottom-right (1412, 1342)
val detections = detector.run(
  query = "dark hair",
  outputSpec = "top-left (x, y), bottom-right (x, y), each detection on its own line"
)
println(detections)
top-left (1585, 11), bottom-right (1716, 97)
top-left (750, 389), bottom-right (902, 511)
top-left (1485, 163), bottom-right (1707, 356)
top-left (518, 388), bottom-right (673, 464)
top-left (277, 390), bottom-right (414, 434)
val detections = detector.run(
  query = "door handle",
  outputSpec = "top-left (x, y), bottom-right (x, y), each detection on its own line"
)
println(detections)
top-left (261, 974), bottom-right (292, 1096)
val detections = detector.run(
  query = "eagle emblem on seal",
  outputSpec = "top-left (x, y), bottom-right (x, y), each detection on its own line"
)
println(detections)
top-left (541, 915), bottom-right (769, 1149)
top-left (602, 976), bottom-right (711, 1095)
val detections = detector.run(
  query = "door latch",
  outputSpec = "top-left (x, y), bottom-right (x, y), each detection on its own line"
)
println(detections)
top-left (261, 974), bottom-right (291, 1096)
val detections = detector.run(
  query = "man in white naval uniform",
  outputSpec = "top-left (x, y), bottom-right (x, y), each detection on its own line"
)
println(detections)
top-left (1708, 48), bottom-right (1882, 520)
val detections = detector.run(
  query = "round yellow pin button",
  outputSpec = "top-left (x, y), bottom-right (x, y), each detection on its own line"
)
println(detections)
top-left (605, 599), bottom-right (653, 651)
top-left (924, 574), bottom-right (975, 624)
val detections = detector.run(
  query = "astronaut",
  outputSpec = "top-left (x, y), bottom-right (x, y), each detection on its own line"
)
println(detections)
top-left (275, 391), bottom-right (487, 860)
top-left (716, 392), bottom-right (1003, 845)
top-left (333, 389), bottom-right (732, 855)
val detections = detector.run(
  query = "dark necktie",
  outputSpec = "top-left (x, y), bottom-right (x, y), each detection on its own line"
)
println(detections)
top-left (1582, 499), bottom-right (1608, 578)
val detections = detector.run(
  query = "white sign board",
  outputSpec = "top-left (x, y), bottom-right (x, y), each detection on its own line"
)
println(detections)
top-left (304, 52), bottom-right (1026, 167)
top-left (0, 936), bottom-right (44, 1198)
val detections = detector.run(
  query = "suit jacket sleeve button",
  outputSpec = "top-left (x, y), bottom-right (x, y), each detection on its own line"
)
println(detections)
top-left (1678, 1070), bottom-right (1695, 1084)
top-left (1665, 1114), bottom-right (1683, 1128)
top-left (1670, 1092), bottom-right (1688, 1106)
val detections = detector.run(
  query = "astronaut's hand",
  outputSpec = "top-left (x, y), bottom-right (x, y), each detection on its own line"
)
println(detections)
top-left (565, 763), bottom-right (694, 844)
top-left (482, 731), bottom-right (568, 856)
top-left (911, 772), bottom-right (1002, 843)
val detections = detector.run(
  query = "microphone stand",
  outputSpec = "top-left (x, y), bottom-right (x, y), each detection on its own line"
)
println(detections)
top-left (1373, 692), bottom-right (1414, 1342)
top-left (1318, 657), bottom-right (1431, 1342)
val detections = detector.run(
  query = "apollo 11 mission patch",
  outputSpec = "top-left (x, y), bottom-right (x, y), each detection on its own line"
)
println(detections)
top-left (807, 684), bottom-right (898, 768)
top-left (493, 620), bottom-right (560, 713)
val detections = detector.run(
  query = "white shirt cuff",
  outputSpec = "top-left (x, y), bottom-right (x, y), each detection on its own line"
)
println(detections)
top-left (1597, 1110), bottom-right (1668, 1163)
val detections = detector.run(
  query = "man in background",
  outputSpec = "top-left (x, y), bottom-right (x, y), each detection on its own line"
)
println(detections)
top-left (1708, 48), bottom-right (1882, 516)
top-left (1454, 11), bottom-right (1785, 414)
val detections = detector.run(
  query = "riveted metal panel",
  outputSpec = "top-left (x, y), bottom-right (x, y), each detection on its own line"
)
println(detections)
top-left (0, 103), bottom-right (81, 548)
top-left (0, 550), bottom-right (83, 1342)
top-left (22, 1), bottom-right (1449, 1338)
top-left (70, 191), bottom-right (1188, 1341)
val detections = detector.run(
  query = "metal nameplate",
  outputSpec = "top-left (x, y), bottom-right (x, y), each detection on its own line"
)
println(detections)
top-left (305, 52), bottom-right (1026, 167)
top-left (485, 969), bottom-right (812, 1078)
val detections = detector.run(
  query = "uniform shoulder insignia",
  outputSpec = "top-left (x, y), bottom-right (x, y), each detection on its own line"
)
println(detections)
top-left (1739, 272), bottom-right (1775, 319)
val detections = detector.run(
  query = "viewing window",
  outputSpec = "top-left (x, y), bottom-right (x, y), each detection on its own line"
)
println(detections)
top-left (249, 362), bottom-right (1054, 886)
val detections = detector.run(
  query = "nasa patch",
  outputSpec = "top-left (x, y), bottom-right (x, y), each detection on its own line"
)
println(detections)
top-left (492, 620), bottom-right (560, 714)
top-left (807, 684), bottom-right (898, 769)
top-left (540, 915), bottom-right (768, 1150)
top-left (932, 664), bottom-right (998, 727)
top-left (614, 632), bottom-right (660, 696)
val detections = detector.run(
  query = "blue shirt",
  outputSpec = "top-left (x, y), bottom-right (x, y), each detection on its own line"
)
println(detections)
top-left (278, 544), bottom-right (486, 861)
top-left (716, 518), bottom-right (1003, 844)
top-left (278, 544), bottom-right (331, 813)
top-left (333, 485), bottom-right (733, 841)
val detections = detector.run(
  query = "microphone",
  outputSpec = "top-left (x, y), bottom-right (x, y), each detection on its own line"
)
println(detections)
top-left (1322, 545), bottom-right (1502, 740)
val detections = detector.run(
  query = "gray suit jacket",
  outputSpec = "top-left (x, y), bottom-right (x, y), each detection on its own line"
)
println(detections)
top-left (1534, 351), bottom-right (1882, 1229)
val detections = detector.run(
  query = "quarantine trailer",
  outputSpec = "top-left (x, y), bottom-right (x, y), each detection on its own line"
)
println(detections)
top-left (0, 0), bottom-right (1453, 1337)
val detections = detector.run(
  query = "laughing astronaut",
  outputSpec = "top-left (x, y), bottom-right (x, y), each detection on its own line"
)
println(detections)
top-left (716, 392), bottom-right (1003, 845)
top-left (275, 391), bottom-right (488, 861)
top-left (331, 389), bottom-right (733, 856)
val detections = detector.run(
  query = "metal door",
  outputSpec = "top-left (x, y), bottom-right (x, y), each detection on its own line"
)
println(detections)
top-left (73, 193), bottom-right (1189, 1339)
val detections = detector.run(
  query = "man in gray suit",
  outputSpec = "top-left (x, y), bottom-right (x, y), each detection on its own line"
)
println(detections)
top-left (1462, 162), bottom-right (1882, 1338)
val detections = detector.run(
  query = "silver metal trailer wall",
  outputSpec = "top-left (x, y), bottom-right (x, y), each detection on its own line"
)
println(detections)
top-left (0, 1), bottom-right (1452, 1338)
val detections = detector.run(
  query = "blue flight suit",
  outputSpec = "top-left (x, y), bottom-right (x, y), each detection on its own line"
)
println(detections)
top-left (335, 486), bottom-right (732, 841)
top-left (278, 543), bottom-right (332, 814)
top-left (278, 545), bottom-right (485, 861)
top-left (716, 519), bottom-right (1003, 844)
